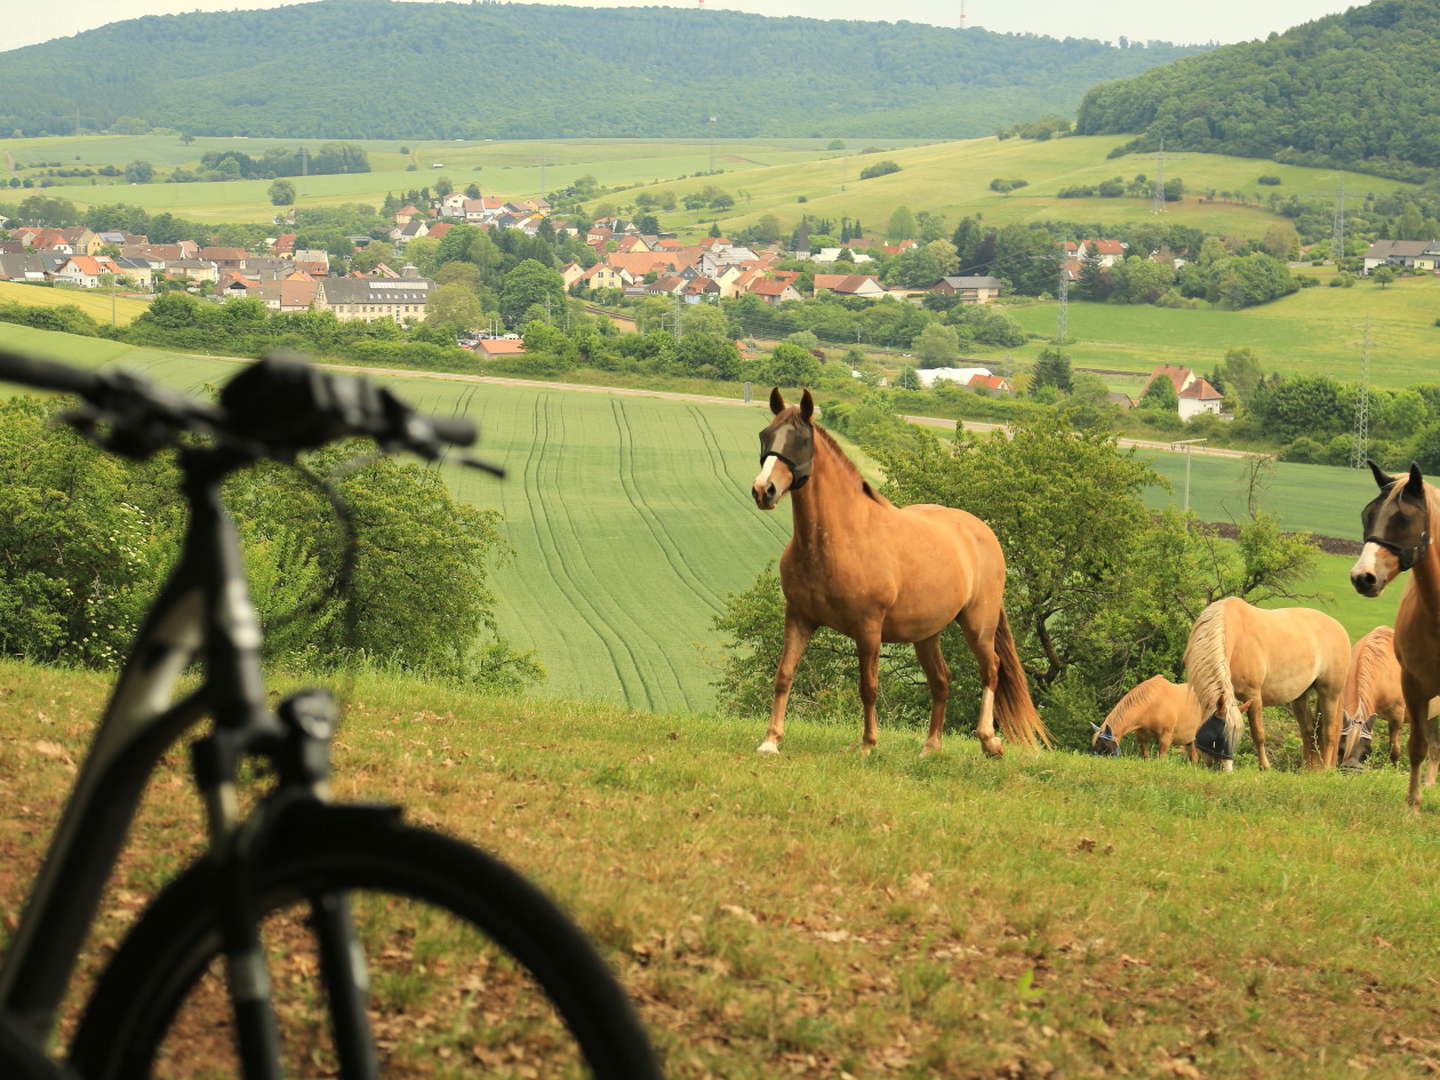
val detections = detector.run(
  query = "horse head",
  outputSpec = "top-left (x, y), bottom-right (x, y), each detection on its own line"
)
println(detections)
top-left (1338, 709), bottom-right (1375, 769)
top-left (1089, 721), bottom-right (1120, 757)
top-left (753, 387), bottom-right (815, 510)
top-left (1352, 461), bottom-right (1429, 597)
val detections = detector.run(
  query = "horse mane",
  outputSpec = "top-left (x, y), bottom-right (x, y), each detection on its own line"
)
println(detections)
top-left (1183, 599), bottom-right (1245, 748)
top-left (1351, 626), bottom-right (1395, 716)
top-left (812, 420), bottom-right (892, 507)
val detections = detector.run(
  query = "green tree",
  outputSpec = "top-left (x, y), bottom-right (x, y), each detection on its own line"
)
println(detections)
top-left (124, 160), bottom-right (154, 184)
top-left (268, 179), bottom-right (296, 206)
top-left (886, 206), bottom-right (918, 243)
top-left (1139, 373), bottom-right (1179, 412)
top-left (499, 259), bottom-right (566, 327)
top-left (896, 366), bottom-right (921, 390)
top-left (1373, 265), bottom-right (1397, 288)
top-left (914, 322), bottom-right (960, 366)
top-left (428, 282), bottom-right (485, 330)
top-left (1221, 347), bottom-right (1263, 405)
top-left (762, 342), bottom-right (821, 387)
top-left (1030, 347), bottom-right (1073, 395)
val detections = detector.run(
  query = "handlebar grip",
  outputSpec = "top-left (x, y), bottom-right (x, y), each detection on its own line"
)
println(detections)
top-left (426, 414), bottom-right (476, 448)
top-left (0, 348), bottom-right (104, 398)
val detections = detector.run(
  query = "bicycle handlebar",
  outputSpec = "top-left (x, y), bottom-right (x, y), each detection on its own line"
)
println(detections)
top-left (0, 349), bottom-right (487, 470)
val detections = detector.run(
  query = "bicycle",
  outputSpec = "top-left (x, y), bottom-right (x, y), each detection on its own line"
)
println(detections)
top-left (0, 349), bottom-right (663, 1079)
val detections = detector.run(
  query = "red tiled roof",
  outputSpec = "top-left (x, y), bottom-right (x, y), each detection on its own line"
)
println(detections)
top-left (1094, 239), bottom-right (1126, 254)
top-left (476, 339), bottom-right (527, 356)
top-left (1179, 377), bottom-right (1223, 401)
top-left (969, 374), bottom-right (1009, 390)
top-left (813, 273), bottom-right (881, 293)
top-left (1146, 364), bottom-right (1193, 395)
top-left (748, 278), bottom-right (791, 296)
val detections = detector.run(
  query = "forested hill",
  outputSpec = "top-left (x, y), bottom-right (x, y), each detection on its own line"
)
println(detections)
top-left (1076, 0), bottom-right (1440, 179)
top-left (0, 1), bottom-right (1203, 140)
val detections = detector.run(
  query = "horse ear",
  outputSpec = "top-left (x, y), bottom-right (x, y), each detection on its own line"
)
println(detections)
top-left (1368, 459), bottom-right (1392, 491)
top-left (769, 387), bottom-right (785, 415)
top-left (1089, 721), bottom-right (1101, 732)
top-left (1407, 462), bottom-right (1425, 499)
top-left (800, 388), bottom-right (814, 422)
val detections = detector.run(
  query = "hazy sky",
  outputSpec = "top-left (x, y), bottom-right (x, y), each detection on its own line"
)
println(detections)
top-left (6, 0), bottom-right (1353, 53)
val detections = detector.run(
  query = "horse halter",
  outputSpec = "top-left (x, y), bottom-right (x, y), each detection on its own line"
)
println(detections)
top-left (1361, 492), bottom-right (1430, 571)
top-left (758, 422), bottom-right (813, 491)
top-left (1089, 721), bottom-right (1118, 756)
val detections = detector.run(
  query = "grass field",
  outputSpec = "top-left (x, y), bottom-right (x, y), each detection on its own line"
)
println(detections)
top-left (3, 136), bottom-right (924, 224)
top-left (5, 661), bottom-right (1440, 1077)
top-left (0, 280), bottom-right (150, 326)
top-left (1004, 275), bottom-right (1440, 389)
top-left (596, 134), bottom-right (1413, 241)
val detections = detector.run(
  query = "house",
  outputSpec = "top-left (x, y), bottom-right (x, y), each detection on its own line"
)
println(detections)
top-left (581, 264), bottom-right (634, 291)
top-left (1107, 392), bottom-right (1136, 410)
top-left (967, 373), bottom-right (1012, 395)
top-left (1090, 239), bottom-right (1128, 267)
top-left (249, 274), bottom-right (317, 313)
top-left (292, 249), bottom-right (330, 276)
top-left (930, 276), bottom-right (1003, 303)
top-left (60, 227), bottom-right (101, 255)
top-left (605, 251), bottom-right (684, 279)
top-left (218, 271), bottom-right (255, 300)
top-left (0, 253), bottom-right (53, 282)
top-left (313, 272), bottom-right (434, 323)
top-left (440, 192), bottom-right (469, 218)
top-left (427, 222), bottom-right (456, 241)
top-left (200, 247), bottom-right (248, 270)
top-left (394, 205), bottom-right (422, 225)
top-left (681, 276), bottom-right (720, 303)
top-left (1144, 364), bottom-right (1196, 397)
top-left (812, 273), bottom-right (885, 299)
top-left (559, 262), bottom-right (587, 289)
top-left (648, 274), bottom-right (687, 296)
top-left (53, 255), bottom-right (121, 288)
top-left (1362, 239), bottom-right (1436, 274)
top-left (164, 259), bottom-right (219, 284)
top-left (474, 338), bottom-right (528, 359)
top-left (917, 367), bottom-right (992, 389)
top-left (391, 220), bottom-right (429, 247)
top-left (809, 248), bottom-right (874, 264)
top-left (613, 235), bottom-right (652, 254)
top-left (881, 240), bottom-right (917, 257)
top-left (271, 233), bottom-right (297, 256)
top-left (1178, 378), bottom-right (1224, 419)
top-left (1057, 240), bottom-right (1088, 259)
top-left (746, 277), bottom-right (803, 305)
top-left (95, 230), bottom-right (147, 248)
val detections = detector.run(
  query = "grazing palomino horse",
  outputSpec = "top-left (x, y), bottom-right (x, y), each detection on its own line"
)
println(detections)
top-left (1090, 675), bottom-right (1203, 762)
top-left (1350, 462), bottom-right (1440, 810)
top-left (1183, 596), bottom-right (1350, 771)
top-left (1335, 626), bottom-right (1440, 768)
top-left (750, 388), bottom-right (1049, 756)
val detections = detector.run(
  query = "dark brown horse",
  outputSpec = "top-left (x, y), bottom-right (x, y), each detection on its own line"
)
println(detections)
top-left (1351, 462), bottom-right (1440, 809)
top-left (750, 388), bottom-right (1049, 756)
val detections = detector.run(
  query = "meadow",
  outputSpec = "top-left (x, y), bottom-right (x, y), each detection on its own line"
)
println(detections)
top-left (1004, 275), bottom-right (1440, 390)
top-left (4, 661), bottom-right (1440, 1078)
top-left (591, 134), bottom-right (1413, 241)
top-left (0, 322), bottom-right (1404, 715)
top-left (3, 136), bottom-right (924, 224)
top-left (0, 280), bottom-right (150, 326)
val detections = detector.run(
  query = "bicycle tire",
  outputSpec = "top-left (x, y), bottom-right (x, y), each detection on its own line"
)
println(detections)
top-left (68, 806), bottom-right (661, 1079)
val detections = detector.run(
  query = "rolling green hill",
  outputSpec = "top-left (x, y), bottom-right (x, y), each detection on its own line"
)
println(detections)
top-left (0, 2), bottom-right (1204, 141)
top-left (0, 322), bottom-right (1405, 712)
top-left (1077, 0), bottom-right (1440, 178)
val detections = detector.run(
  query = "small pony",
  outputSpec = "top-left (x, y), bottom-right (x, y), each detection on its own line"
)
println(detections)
top-left (1090, 675), bottom-right (1204, 761)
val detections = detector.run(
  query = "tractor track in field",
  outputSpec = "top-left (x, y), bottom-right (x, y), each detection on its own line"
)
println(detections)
top-left (548, 397), bottom-right (686, 709)
top-left (520, 395), bottom-right (650, 709)
top-left (690, 407), bottom-right (789, 546)
top-left (611, 399), bottom-right (725, 617)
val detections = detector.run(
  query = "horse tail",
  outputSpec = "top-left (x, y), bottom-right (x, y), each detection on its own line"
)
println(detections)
top-left (994, 608), bottom-right (1052, 749)
top-left (1183, 599), bottom-right (1245, 752)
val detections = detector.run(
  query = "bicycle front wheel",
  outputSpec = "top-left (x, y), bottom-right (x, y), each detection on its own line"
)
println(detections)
top-left (69, 805), bottom-right (660, 1079)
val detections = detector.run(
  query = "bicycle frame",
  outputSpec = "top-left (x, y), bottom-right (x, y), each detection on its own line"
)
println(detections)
top-left (0, 446), bottom-right (280, 1040)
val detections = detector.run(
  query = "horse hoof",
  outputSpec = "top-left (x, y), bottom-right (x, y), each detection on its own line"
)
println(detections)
top-left (920, 743), bottom-right (941, 758)
top-left (756, 740), bottom-right (780, 755)
top-left (981, 738), bottom-right (1004, 758)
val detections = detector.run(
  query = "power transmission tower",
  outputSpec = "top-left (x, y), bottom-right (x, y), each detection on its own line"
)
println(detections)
top-left (1056, 263), bottom-right (1069, 343)
top-left (1351, 319), bottom-right (1375, 469)
top-left (1332, 177), bottom-right (1346, 264)
top-left (1151, 137), bottom-right (1187, 214)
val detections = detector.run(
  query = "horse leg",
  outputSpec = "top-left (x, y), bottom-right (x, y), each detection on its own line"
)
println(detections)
top-left (1184, 743), bottom-right (1198, 765)
top-left (1426, 714), bottom-right (1440, 788)
top-left (913, 633), bottom-right (951, 756)
top-left (1401, 675), bottom-right (1430, 812)
top-left (856, 628), bottom-right (882, 754)
top-left (957, 613), bottom-right (1004, 758)
top-left (1391, 710), bottom-right (1405, 766)
top-left (1318, 689), bottom-right (1344, 769)
top-left (757, 612), bottom-right (814, 754)
top-left (1248, 697), bottom-right (1270, 771)
top-left (1136, 731), bottom-right (1151, 759)
top-left (1292, 697), bottom-right (1319, 769)
top-left (1157, 732), bottom-right (1174, 759)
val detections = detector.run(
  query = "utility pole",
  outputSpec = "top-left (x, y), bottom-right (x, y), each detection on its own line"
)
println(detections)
top-left (1332, 177), bottom-right (1346, 264)
top-left (1351, 319), bottom-right (1374, 469)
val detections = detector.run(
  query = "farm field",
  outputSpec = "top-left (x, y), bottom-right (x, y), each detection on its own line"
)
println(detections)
top-left (4, 136), bottom-right (925, 224)
top-left (0, 280), bottom-right (151, 326)
top-left (1005, 275), bottom-right (1440, 388)
top-left (5, 660), bottom-right (1440, 1078)
top-left (599, 134), bottom-right (1413, 241)
top-left (0, 321), bottom-right (1414, 709)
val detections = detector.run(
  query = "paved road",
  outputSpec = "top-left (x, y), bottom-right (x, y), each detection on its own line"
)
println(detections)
top-left (203, 354), bottom-right (1259, 460)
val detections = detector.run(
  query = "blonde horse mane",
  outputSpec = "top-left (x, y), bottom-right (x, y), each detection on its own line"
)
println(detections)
top-left (1183, 600), bottom-right (1246, 750)
top-left (1350, 626), bottom-right (1395, 718)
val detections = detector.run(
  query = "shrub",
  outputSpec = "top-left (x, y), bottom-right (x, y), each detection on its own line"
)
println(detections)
top-left (858, 160), bottom-right (901, 180)
top-left (1258, 175), bottom-right (1283, 186)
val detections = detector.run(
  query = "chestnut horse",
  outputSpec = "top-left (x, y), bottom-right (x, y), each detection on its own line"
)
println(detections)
top-left (1350, 462), bottom-right (1440, 810)
top-left (1183, 597), bottom-right (1350, 771)
top-left (1090, 675), bottom-right (1203, 762)
top-left (750, 388), bottom-right (1049, 756)
top-left (1335, 626), bottom-right (1440, 769)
